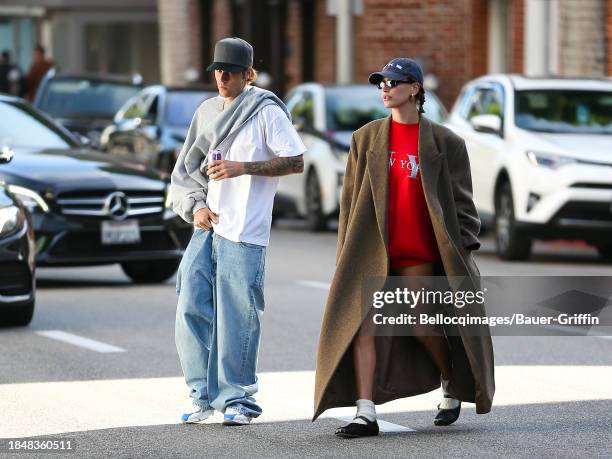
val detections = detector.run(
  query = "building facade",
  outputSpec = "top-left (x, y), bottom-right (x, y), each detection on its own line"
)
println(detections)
top-left (158, 0), bottom-right (612, 108)
top-left (0, 0), bottom-right (160, 83)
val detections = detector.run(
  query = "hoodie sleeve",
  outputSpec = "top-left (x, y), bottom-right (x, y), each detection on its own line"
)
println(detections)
top-left (169, 108), bottom-right (209, 224)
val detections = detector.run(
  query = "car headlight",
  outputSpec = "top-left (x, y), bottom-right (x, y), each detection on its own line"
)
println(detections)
top-left (0, 205), bottom-right (22, 236)
top-left (526, 151), bottom-right (577, 169)
top-left (6, 185), bottom-right (50, 213)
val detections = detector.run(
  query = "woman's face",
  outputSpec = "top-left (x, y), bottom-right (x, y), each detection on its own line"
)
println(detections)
top-left (380, 79), bottom-right (421, 109)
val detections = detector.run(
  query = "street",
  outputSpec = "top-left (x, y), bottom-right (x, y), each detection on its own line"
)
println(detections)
top-left (1, 222), bottom-right (611, 458)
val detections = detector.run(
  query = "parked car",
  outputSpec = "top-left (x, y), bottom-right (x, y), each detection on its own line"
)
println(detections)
top-left (444, 75), bottom-right (612, 260)
top-left (33, 69), bottom-right (143, 148)
top-left (0, 147), bottom-right (35, 326)
top-left (0, 95), bottom-right (192, 282)
top-left (100, 85), bottom-right (217, 172)
top-left (276, 83), bottom-right (447, 230)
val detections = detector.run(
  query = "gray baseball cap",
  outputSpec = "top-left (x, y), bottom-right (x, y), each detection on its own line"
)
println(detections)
top-left (206, 37), bottom-right (253, 72)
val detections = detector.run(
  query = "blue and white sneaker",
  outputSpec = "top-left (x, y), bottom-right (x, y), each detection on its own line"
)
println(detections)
top-left (181, 404), bottom-right (214, 424)
top-left (222, 406), bottom-right (253, 426)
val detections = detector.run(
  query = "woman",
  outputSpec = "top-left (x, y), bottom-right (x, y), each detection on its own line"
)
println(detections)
top-left (313, 58), bottom-right (495, 438)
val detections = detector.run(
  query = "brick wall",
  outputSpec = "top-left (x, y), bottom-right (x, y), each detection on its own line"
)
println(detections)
top-left (509, 0), bottom-right (524, 73)
top-left (348, 0), bottom-right (478, 110)
top-left (313, 0), bottom-right (335, 83)
top-left (607, 0), bottom-right (612, 74)
top-left (471, 0), bottom-right (488, 77)
top-left (285, 0), bottom-right (303, 90)
top-left (212, 0), bottom-right (231, 43)
top-left (558, 0), bottom-right (607, 77)
top-left (188, 0), bottom-right (202, 78)
top-left (158, 0), bottom-right (193, 85)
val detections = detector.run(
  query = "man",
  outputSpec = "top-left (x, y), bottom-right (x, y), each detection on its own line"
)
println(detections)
top-left (0, 50), bottom-right (22, 96)
top-left (170, 37), bottom-right (305, 426)
top-left (25, 44), bottom-right (53, 101)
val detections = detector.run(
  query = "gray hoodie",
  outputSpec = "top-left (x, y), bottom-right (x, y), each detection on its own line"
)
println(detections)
top-left (169, 85), bottom-right (291, 223)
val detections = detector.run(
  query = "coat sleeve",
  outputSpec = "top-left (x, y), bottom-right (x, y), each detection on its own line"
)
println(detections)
top-left (336, 134), bottom-right (357, 265)
top-left (448, 139), bottom-right (481, 251)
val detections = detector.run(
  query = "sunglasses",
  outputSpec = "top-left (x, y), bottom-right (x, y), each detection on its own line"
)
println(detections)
top-left (377, 79), bottom-right (416, 89)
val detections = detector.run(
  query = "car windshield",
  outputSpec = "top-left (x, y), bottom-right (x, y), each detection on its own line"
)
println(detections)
top-left (515, 89), bottom-right (612, 134)
top-left (0, 101), bottom-right (75, 149)
top-left (165, 91), bottom-right (215, 126)
top-left (38, 79), bottom-right (140, 119)
top-left (325, 87), bottom-right (446, 132)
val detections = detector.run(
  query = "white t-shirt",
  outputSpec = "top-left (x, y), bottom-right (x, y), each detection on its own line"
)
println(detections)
top-left (206, 103), bottom-right (306, 246)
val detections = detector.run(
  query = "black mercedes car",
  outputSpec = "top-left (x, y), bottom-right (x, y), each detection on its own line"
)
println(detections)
top-left (101, 85), bottom-right (216, 173)
top-left (0, 148), bottom-right (35, 326)
top-left (0, 95), bottom-right (192, 283)
top-left (33, 69), bottom-right (143, 148)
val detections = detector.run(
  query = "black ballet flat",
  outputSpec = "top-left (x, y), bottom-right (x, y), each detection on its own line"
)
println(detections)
top-left (434, 396), bottom-right (461, 426)
top-left (335, 416), bottom-right (379, 438)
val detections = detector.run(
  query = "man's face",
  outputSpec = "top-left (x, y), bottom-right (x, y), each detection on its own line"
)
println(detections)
top-left (214, 69), bottom-right (247, 99)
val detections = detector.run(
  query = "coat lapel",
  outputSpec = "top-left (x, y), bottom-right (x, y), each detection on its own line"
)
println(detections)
top-left (418, 116), bottom-right (443, 215)
top-left (367, 116), bottom-right (391, 248)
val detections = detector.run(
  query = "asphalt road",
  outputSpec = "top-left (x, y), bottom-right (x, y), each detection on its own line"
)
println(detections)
top-left (0, 221), bottom-right (611, 458)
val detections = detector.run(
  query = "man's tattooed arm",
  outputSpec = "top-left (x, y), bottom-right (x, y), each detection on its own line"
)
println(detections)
top-left (243, 154), bottom-right (304, 177)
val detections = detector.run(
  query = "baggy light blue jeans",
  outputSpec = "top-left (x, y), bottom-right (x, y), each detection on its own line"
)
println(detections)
top-left (175, 228), bottom-right (266, 417)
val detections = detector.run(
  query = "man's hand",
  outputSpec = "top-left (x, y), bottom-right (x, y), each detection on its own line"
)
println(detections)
top-left (194, 207), bottom-right (219, 230)
top-left (207, 160), bottom-right (245, 180)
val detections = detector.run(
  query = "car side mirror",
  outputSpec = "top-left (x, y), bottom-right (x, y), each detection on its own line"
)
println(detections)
top-left (470, 114), bottom-right (502, 135)
top-left (0, 146), bottom-right (14, 164)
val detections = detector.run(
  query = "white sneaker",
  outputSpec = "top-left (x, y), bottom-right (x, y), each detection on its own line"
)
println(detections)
top-left (181, 404), bottom-right (214, 423)
top-left (222, 405), bottom-right (253, 426)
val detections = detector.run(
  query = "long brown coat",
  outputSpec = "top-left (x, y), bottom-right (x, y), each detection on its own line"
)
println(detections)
top-left (313, 115), bottom-right (495, 420)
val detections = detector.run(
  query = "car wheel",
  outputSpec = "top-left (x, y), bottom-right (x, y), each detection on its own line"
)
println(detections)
top-left (596, 244), bottom-right (612, 262)
top-left (305, 170), bottom-right (328, 232)
top-left (120, 259), bottom-right (180, 284)
top-left (0, 300), bottom-right (35, 327)
top-left (494, 181), bottom-right (532, 260)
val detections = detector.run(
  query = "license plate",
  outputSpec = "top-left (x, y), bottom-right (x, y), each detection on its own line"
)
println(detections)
top-left (101, 220), bottom-right (141, 245)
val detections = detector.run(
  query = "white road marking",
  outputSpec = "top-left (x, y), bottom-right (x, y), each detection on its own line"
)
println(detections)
top-left (297, 280), bottom-right (330, 290)
top-left (335, 415), bottom-right (416, 433)
top-left (35, 330), bottom-right (127, 354)
top-left (1, 366), bottom-right (612, 438)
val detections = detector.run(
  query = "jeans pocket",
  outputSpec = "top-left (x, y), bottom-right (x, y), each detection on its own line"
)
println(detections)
top-left (239, 240), bottom-right (264, 250)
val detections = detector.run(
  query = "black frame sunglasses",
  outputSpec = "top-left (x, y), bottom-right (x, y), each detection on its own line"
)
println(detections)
top-left (376, 79), bottom-right (416, 89)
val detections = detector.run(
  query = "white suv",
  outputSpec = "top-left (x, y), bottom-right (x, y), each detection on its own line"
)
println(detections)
top-left (445, 75), bottom-right (612, 260)
top-left (276, 83), bottom-right (447, 230)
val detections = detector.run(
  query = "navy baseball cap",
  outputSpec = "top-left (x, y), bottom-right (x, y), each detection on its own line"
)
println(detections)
top-left (207, 37), bottom-right (253, 72)
top-left (368, 58), bottom-right (424, 86)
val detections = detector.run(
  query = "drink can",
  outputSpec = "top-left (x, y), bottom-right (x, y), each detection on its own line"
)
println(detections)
top-left (211, 149), bottom-right (222, 162)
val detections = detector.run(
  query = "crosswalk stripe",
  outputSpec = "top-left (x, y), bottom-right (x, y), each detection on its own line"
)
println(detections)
top-left (35, 330), bottom-right (127, 353)
top-left (1, 366), bottom-right (611, 438)
top-left (297, 280), bottom-right (331, 290)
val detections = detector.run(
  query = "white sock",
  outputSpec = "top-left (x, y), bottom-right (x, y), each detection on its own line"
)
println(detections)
top-left (441, 377), bottom-right (451, 396)
top-left (355, 399), bottom-right (376, 423)
top-left (440, 377), bottom-right (460, 409)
